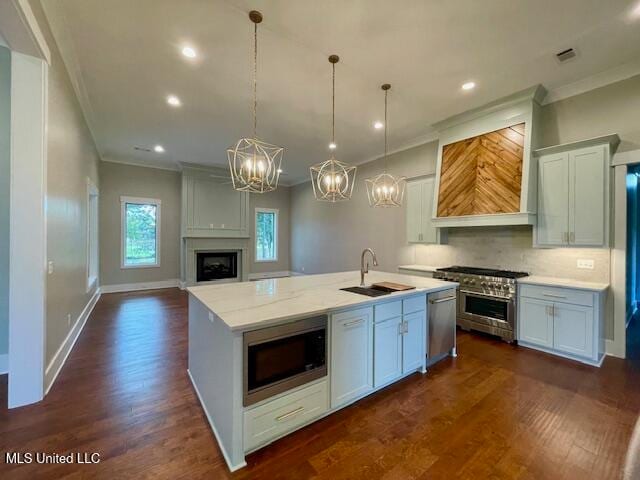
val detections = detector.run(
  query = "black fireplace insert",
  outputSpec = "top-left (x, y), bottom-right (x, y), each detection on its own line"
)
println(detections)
top-left (196, 251), bottom-right (238, 282)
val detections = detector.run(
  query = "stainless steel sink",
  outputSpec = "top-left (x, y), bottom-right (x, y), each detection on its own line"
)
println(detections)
top-left (340, 285), bottom-right (393, 297)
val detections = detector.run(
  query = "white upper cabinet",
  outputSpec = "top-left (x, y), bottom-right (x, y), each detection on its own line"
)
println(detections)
top-left (535, 135), bottom-right (618, 248)
top-left (406, 177), bottom-right (445, 244)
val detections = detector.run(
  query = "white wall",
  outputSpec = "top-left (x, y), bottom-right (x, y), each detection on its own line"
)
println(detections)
top-left (99, 161), bottom-right (181, 286)
top-left (0, 46), bottom-right (10, 362)
top-left (29, 1), bottom-right (101, 366)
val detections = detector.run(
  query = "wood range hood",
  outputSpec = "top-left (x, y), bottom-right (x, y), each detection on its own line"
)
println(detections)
top-left (431, 85), bottom-right (547, 228)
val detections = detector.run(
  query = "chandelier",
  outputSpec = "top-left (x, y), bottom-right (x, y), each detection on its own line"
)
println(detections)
top-left (365, 84), bottom-right (406, 207)
top-left (310, 55), bottom-right (356, 202)
top-left (228, 11), bottom-right (283, 193)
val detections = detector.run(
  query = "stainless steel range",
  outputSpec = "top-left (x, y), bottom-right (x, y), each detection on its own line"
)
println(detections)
top-left (433, 266), bottom-right (528, 342)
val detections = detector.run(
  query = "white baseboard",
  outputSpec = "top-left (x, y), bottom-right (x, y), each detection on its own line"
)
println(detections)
top-left (45, 289), bottom-right (101, 394)
top-left (99, 278), bottom-right (180, 294)
top-left (289, 270), bottom-right (306, 277)
top-left (0, 353), bottom-right (8, 375)
top-left (606, 339), bottom-right (625, 359)
top-left (248, 271), bottom-right (292, 281)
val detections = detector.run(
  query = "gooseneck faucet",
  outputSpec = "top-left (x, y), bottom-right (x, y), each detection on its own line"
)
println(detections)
top-left (360, 248), bottom-right (379, 286)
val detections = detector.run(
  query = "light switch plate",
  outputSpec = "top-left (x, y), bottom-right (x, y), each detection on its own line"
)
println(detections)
top-left (577, 259), bottom-right (595, 270)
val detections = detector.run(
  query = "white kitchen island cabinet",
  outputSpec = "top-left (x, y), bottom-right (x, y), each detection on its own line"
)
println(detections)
top-left (187, 271), bottom-right (457, 471)
top-left (330, 307), bottom-right (374, 409)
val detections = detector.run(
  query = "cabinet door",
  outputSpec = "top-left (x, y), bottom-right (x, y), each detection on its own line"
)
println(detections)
top-left (402, 310), bottom-right (426, 374)
top-left (537, 153), bottom-right (570, 246)
top-left (553, 303), bottom-right (594, 359)
top-left (406, 180), bottom-right (423, 243)
top-left (374, 317), bottom-right (403, 388)
top-left (569, 146), bottom-right (606, 246)
top-left (421, 177), bottom-right (439, 243)
top-left (519, 297), bottom-right (553, 348)
top-left (330, 308), bottom-right (374, 409)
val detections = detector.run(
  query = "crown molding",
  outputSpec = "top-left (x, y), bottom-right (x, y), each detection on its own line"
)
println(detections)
top-left (0, 0), bottom-right (51, 63)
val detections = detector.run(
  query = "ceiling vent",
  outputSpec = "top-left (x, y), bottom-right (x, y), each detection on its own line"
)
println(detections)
top-left (556, 48), bottom-right (577, 63)
top-left (134, 146), bottom-right (152, 153)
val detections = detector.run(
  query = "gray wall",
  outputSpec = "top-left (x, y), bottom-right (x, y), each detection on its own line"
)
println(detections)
top-left (249, 188), bottom-right (291, 274)
top-left (30, 1), bottom-right (102, 365)
top-left (291, 75), bottom-right (640, 285)
top-left (99, 162), bottom-right (181, 286)
top-left (0, 46), bottom-right (10, 359)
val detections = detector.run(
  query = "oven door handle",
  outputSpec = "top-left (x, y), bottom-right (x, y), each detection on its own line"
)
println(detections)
top-left (461, 290), bottom-right (512, 302)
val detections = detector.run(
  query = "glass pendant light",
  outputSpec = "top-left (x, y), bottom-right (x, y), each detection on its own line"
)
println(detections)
top-left (228, 10), bottom-right (283, 193)
top-left (365, 84), bottom-right (406, 207)
top-left (310, 55), bottom-right (356, 202)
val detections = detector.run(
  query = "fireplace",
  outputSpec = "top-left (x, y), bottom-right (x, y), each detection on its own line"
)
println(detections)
top-left (196, 251), bottom-right (238, 282)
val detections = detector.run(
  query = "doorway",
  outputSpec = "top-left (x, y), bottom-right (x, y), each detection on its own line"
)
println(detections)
top-left (626, 164), bottom-right (640, 363)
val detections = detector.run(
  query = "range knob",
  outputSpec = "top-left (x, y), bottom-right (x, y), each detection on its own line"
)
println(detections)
top-left (469, 279), bottom-right (476, 285)
top-left (480, 281), bottom-right (487, 287)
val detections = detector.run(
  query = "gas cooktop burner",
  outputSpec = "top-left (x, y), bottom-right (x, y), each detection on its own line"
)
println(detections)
top-left (436, 266), bottom-right (528, 279)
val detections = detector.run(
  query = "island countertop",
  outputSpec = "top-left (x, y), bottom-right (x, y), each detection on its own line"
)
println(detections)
top-left (187, 270), bottom-right (458, 331)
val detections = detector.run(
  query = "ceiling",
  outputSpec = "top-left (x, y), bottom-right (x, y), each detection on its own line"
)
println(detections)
top-left (42, 0), bottom-right (640, 184)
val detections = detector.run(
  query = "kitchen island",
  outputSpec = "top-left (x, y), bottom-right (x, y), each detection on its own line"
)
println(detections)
top-left (187, 270), bottom-right (457, 471)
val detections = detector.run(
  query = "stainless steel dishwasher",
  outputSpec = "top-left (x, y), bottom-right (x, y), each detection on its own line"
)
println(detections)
top-left (427, 289), bottom-right (457, 365)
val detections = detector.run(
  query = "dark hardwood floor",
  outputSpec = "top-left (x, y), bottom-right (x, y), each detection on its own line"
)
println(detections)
top-left (1, 288), bottom-right (639, 479)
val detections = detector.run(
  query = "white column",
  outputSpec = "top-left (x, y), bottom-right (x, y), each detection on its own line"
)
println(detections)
top-left (8, 51), bottom-right (47, 408)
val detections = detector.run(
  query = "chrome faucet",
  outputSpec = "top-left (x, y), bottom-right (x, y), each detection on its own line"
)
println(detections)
top-left (360, 248), bottom-right (379, 286)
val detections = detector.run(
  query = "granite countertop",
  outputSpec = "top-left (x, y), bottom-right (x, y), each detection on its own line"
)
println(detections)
top-left (397, 265), bottom-right (440, 273)
top-left (518, 275), bottom-right (609, 292)
top-left (188, 271), bottom-right (458, 331)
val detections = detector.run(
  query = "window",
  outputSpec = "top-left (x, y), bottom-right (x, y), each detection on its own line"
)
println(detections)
top-left (255, 208), bottom-right (278, 262)
top-left (86, 179), bottom-right (99, 292)
top-left (121, 196), bottom-right (161, 268)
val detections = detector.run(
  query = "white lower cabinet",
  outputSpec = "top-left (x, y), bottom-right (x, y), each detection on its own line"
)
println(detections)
top-left (244, 379), bottom-right (328, 452)
top-left (374, 316), bottom-right (403, 387)
top-left (330, 307), bottom-right (374, 409)
top-left (402, 310), bottom-right (426, 373)
top-left (518, 284), bottom-right (604, 366)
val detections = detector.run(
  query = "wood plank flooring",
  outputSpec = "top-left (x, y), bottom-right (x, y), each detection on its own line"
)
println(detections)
top-left (1, 288), bottom-right (640, 479)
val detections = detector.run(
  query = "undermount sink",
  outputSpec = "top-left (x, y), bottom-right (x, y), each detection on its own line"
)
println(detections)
top-left (340, 285), bottom-right (394, 297)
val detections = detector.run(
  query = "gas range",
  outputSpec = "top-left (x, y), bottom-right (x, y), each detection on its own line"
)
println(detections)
top-left (433, 266), bottom-right (529, 342)
top-left (433, 266), bottom-right (528, 299)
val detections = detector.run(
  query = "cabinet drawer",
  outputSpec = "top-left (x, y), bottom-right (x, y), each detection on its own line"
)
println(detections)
top-left (403, 295), bottom-right (426, 314)
top-left (244, 380), bottom-right (328, 452)
top-left (375, 300), bottom-right (402, 323)
top-left (519, 284), bottom-right (593, 307)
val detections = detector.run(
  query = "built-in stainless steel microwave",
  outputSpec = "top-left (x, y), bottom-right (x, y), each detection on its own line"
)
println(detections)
top-left (243, 315), bottom-right (327, 406)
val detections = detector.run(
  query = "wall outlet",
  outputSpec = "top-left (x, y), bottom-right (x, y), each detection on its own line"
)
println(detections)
top-left (301, 267), bottom-right (305, 272)
top-left (67, 313), bottom-right (71, 326)
top-left (48, 261), bottom-right (54, 274)
top-left (577, 259), bottom-right (595, 270)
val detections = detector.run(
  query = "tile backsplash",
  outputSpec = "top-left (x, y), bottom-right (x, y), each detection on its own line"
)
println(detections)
top-left (413, 225), bottom-right (610, 283)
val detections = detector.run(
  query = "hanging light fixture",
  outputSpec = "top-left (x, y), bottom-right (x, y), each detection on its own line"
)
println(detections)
top-left (228, 10), bottom-right (283, 193)
top-left (365, 84), bottom-right (406, 207)
top-left (310, 55), bottom-right (356, 202)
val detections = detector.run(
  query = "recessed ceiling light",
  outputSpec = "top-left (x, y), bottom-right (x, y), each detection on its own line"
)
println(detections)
top-left (181, 46), bottom-right (197, 58)
top-left (329, 142), bottom-right (337, 150)
top-left (166, 95), bottom-right (181, 107)
top-left (154, 145), bottom-right (165, 153)
top-left (373, 121), bottom-right (384, 130)
top-left (461, 81), bottom-right (476, 91)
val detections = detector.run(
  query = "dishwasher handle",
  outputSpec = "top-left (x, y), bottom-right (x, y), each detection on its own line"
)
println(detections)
top-left (429, 296), bottom-right (456, 304)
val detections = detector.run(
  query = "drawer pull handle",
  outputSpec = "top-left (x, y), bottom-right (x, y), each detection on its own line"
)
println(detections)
top-left (344, 319), bottom-right (364, 328)
top-left (542, 293), bottom-right (566, 299)
top-left (429, 296), bottom-right (456, 304)
top-left (276, 406), bottom-right (305, 422)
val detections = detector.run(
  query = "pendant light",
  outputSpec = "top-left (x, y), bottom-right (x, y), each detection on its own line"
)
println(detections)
top-left (310, 55), bottom-right (357, 202)
top-left (228, 10), bottom-right (283, 193)
top-left (365, 84), bottom-right (406, 207)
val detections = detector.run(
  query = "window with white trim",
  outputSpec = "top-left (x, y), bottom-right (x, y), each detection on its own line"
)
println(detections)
top-left (86, 180), bottom-right (99, 291)
top-left (255, 208), bottom-right (278, 262)
top-left (121, 196), bottom-right (161, 268)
